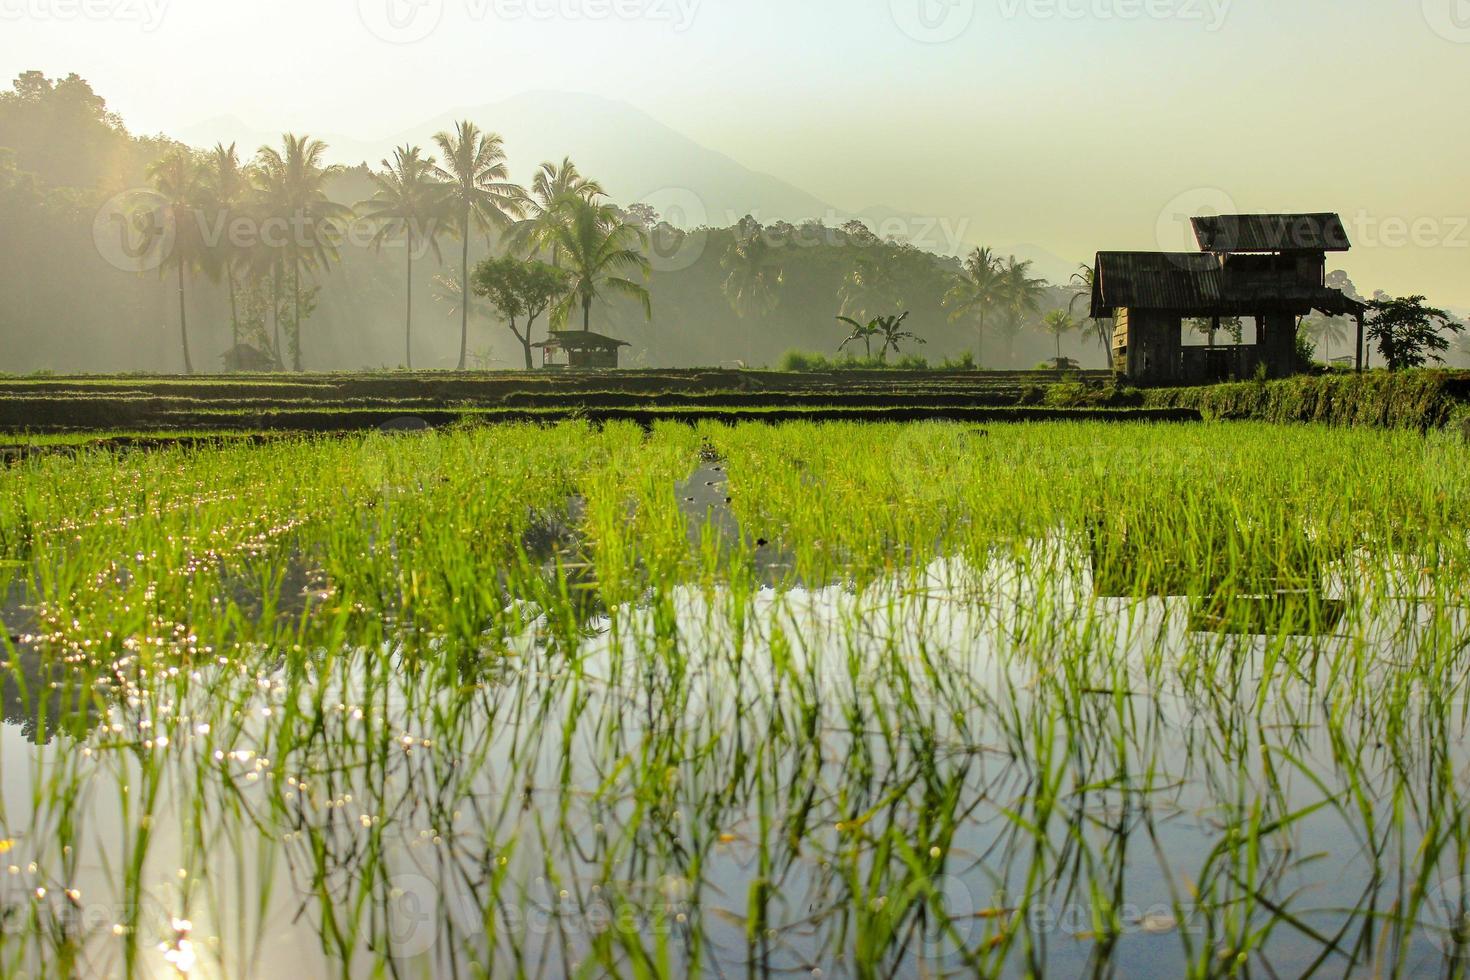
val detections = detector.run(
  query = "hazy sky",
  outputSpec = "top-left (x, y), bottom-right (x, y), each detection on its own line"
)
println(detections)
top-left (4, 0), bottom-right (1468, 305)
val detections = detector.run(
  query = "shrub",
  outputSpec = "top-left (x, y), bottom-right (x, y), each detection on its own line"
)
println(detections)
top-left (1044, 378), bottom-right (1089, 408)
top-left (1142, 369), bottom-right (1470, 429)
top-left (778, 350), bottom-right (932, 372)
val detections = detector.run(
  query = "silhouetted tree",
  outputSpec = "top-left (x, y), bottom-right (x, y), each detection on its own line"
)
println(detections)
top-left (146, 147), bottom-right (201, 374)
top-left (546, 197), bottom-right (650, 334)
top-left (433, 122), bottom-right (526, 370)
top-left (944, 247), bottom-right (1005, 367)
top-left (358, 145), bottom-right (447, 368)
top-left (1366, 295), bottom-right (1463, 370)
top-left (472, 256), bottom-right (571, 369)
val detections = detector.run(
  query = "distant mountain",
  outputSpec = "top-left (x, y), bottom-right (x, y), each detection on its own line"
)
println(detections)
top-left (174, 91), bottom-right (832, 227)
top-left (173, 91), bottom-right (1084, 282)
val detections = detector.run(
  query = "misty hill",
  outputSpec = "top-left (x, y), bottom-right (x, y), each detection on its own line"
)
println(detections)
top-left (175, 92), bottom-right (1081, 280)
top-left (176, 91), bottom-right (832, 227)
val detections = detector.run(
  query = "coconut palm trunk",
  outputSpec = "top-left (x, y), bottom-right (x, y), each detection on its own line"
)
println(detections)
top-left (406, 243), bottom-right (414, 370)
top-left (458, 217), bottom-right (470, 371)
top-left (292, 263), bottom-right (303, 372)
top-left (271, 261), bottom-right (283, 369)
top-left (227, 269), bottom-right (239, 349)
top-left (177, 261), bottom-right (193, 375)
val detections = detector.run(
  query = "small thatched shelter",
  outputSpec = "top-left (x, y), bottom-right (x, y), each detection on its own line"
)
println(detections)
top-left (531, 331), bottom-right (630, 370)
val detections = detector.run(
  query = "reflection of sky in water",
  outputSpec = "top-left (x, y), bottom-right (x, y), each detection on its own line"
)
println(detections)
top-left (0, 548), bottom-right (1466, 977)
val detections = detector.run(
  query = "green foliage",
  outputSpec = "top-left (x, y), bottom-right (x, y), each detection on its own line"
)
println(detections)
top-left (779, 350), bottom-right (930, 372)
top-left (1367, 295), bottom-right (1463, 371)
top-left (4, 421), bottom-right (1470, 972)
top-left (837, 311), bottom-right (924, 362)
top-left (471, 255), bottom-right (572, 369)
top-left (721, 226), bottom-right (783, 319)
top-left (1044, 377), bottom-right (1089, 407)
top-left (1295, 323), bottom-right (1318, 370)
top-left (1186, 316), bottom-right (1244, 345)
top-left (544, 195), bottom-right (651, 334)
top-left (1145, 369), bottom-right (1470, 429)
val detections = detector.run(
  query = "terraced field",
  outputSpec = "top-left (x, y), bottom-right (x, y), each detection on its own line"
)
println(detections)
top-left (0, 370), bottom-right (1186, 438)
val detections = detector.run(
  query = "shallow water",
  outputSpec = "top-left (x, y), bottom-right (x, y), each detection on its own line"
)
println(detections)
top-left (2, 422), bottom-right (1469, 978)
top-left (2, 548), bottom-right (1467, 978)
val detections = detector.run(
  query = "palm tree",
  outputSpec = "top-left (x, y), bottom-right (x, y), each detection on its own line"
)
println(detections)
top-left (1067, 263), bottom-right (1110, 354)
top-left (943, 247), bottom-right (1005, 367)
top-left (200, 143), bottom-right (250, 350)
top-left (836, 315), bottom-right (880, 359)
top-left (875, 312), bottom-right (923, 361)
top-left (721, 230), bottom-right (783, 319)
top-left (146, 147), bottom-right (201, 374)
top-left (509, 157), bottom-right (605, 267)
top-left (839, 251), bottom-right (906, 322)
top-left (357, 145), bottom-right (447, 369)
top-left (1304, 316), bottom-right (1349, 363)
top-left (997, 256), bottom-right (1046, 367)
top-left (546, 196), bottom-right (651, 334)
top-left (1042, 309), bottom-right (1077, 364)
top-left (252, 134), bottom-right (350, 370)
top-left (432, 122), bottom-right (527, 370)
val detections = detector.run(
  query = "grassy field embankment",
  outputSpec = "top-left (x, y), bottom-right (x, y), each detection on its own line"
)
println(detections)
top-left (1144, 370), bottom-right (1470, 430)
top-left (0, 369), bottom-right (1184, 437)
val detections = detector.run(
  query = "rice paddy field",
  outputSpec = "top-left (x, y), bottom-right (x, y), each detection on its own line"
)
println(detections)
top-left (2, 419), bottom-right (1469, 978)
top-left (0, 370), bottom-right (1156, 436)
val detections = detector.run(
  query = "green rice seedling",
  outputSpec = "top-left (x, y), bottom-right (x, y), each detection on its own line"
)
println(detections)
top-left (0, 421), bottom-right (1467, 976)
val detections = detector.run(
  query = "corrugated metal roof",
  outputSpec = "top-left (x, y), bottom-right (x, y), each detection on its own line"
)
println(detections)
top-left (1192, 213), bottom-right (1351, 253)
top-left (1091, 251), bottom-right (1367, 318)
top-left (1091, 252), bottom-right (1224, 318)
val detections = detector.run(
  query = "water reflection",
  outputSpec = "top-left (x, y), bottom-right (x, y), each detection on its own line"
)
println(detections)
top-left (0, 541), bottom-right (1466, 977)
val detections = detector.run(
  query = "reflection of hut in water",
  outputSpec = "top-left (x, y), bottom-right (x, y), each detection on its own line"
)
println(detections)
top-left (1187, 592), bottom-right (1346, 636)
top-left (519, 504), bottom-right (609, 642)
top-left (1086, 512), bottom-right (1344, 636)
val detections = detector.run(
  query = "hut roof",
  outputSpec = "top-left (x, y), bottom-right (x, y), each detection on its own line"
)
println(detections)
top-left (531, 331), bottom-right (631, 351)
top-left (1090, 252), bottom-right (1224, 319)
top-left (1192, 213), bottom-right (1351, 253)
top-left (1091, 251), bottom-right (1367, 319)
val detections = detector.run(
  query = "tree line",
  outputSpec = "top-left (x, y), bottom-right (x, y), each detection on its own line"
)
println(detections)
top-left (139, 130), bottom-right (657, 373)
top-left (2, 71), bottom-right (1464, 375)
